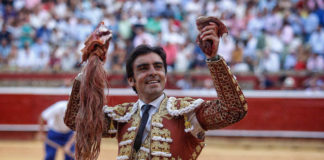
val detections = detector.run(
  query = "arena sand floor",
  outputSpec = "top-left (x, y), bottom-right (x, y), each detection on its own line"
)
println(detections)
top-left (0, 137), bottom-right (323, 160)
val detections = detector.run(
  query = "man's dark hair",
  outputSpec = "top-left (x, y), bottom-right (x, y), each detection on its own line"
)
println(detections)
top-left (126, 44), bottom-right (167, 93)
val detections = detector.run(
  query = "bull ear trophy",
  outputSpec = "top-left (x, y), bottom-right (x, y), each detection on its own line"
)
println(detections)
top-left (76, 22), bottom-right (112, 160)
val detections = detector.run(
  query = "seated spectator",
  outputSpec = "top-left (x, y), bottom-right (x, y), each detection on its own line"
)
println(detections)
top-left (257, 48), bottom-right (280, 73)
top-left (308, 25), bottom-right (324, 56)
top-left (307, 52), bottom-right (324, 72)
top-left (133, 25), bottom-right (155, 47)
top-left (175, 39), bottom-right (194, 72)
top-left (284, 51), bottom-right (297, 70)
top-left (31, 37), bottom-right (50, 57)
top-left (163, 40), bottom-right (178, 71)
top-left (16, 42), bottom-right (39, 70)
top-left (0, 38), bottom-right (11, 65)
top-left (109, 41), bottom-right (126, 73)
top-left (0, 24), bottom-right (12, 43)
top-left (218, 35), bottom-right (235, 64)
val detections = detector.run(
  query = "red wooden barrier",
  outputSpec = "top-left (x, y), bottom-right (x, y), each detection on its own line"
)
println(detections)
top-left (0, 88), bottom-right (324, 139)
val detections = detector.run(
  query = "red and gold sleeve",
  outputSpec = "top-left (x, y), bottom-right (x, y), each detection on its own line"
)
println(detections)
top-left (64, 79), bottom-right (81, 131)
top-left (64, 79), bottom-right (114, 137)
top-left (195, 56), bottom-right (248, 130)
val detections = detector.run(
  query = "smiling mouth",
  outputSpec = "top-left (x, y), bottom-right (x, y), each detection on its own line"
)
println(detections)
top-left (146, 80), bottom-right (160, 84)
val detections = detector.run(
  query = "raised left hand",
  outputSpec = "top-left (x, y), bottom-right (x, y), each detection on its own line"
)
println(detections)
top-left (197, 22), bottom-right (220, 58)
top-left (196, 16), bottom-right (228, 59)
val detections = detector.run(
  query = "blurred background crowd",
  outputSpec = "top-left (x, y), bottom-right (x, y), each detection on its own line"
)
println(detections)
top-left (0, 0), bottom-right (323, 90)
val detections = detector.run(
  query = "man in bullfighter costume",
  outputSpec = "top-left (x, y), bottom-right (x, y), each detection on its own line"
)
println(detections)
top-left (64, 17), bottom-right (248, 160)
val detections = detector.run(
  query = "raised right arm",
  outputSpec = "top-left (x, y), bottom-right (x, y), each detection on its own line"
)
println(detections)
top-left (64, 79), bottom-right (81, 131)
top-left (64, 78), bottom-right (118, 138)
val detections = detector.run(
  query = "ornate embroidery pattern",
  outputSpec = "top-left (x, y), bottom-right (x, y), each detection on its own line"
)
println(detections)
top-left (102, 114), bottom-right (117, 137)
top-left (117, 106), bottom-right (141, 160)
top-left (166, 97), bottom-right (204, 133)
top-left (136, 135), bottom-right (151, 159)
top-left (196, 57), bottom-right (247, 130)
top-left (65, 80), bottom-right (81, 131)
top-left (104, 102), bottom-right (137, 122)
top-left (190, 142), bottom-right (205, 160)
top-left (149, 98), bottom-right (173, 159)
top-left (166, 97), bottom-right (204, 116)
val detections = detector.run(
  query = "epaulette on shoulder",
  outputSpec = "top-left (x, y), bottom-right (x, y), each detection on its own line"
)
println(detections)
top-left (113, 102), bottom-right (134, 116)
top-left (166, 97), bottom-right (204, 117)
top-left (103, 102), bottom-right (138, 123)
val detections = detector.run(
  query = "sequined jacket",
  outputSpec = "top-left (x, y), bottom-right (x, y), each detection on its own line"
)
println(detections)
top-left (64, 57), bottom-right (248, 160)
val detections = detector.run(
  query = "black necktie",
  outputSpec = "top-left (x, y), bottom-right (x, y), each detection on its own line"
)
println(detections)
top-left (133, 104), bottom-right (152, 152)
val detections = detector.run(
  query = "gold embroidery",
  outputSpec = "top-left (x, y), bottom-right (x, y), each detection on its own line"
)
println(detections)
top-left (115, 105), bottom-right (126, 115)
top-left (131, 115), bottom-right (140, 127)
top-left (151, 127), bottom-right (161, 137)
top-left (161, 142), bottom-right (170, 152)
top-left (137, 136), bottom-right (150, 159)
top-left (192, 152), bottom-right (197, 159)
top-left (162, 128), bottom-right (171, 138)
top-left (109, 119), bottom-right (115, 131)
top-left (125, 131), bottom-right (136, 140)
top-left (111, 102), bottom-right (135, 120)
top-left (169, 97), bottom-right (199, 114)
top-left (150, 100), bottom-right (173, 159)
top-left (151, 141), bottom-right (170, 152)
top-left (118, 104), bottom-right (141, 158)
top-left (119, 145), bottom-right (132, 156)
top-left (240, 94), bottom-right (245, 102)
top-left (151, 141), bottom-right (160, 151)
top-left (180, 99), bottom-right (190, 107)
top-left (196, 57), bottom-right (247, 130)
top-left (190, 142), bottom-right (205, 160)
top-left (159, 98), bottom-right (172, 119)
top-left (152, 114), bottom-right (163, 123)
top-left (243, 103), bottom-right (248, 111)
top-left (143, 135), bottom-right (150, 149)
top-left (151, 128), bottom-right (171, 139)
top-left (196, 145), bottom-right (201, 152)
top-left (184, 114), bottom-right (192, 131)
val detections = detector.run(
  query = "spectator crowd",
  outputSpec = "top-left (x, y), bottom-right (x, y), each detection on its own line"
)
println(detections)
top-left (0, 0), bottom-right (323, 75)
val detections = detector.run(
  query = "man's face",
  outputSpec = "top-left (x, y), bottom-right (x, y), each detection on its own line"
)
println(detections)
top-left (128, 52), bottom-right (166, 103)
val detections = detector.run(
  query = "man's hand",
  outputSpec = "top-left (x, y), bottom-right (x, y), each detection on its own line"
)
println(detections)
top-left (196, 16), bottom-right (228, 59)
top-left (36, 116), bottom-right (46, 141)
top-left (35, 131), bottom-right (46, 141)
top-left (197, 22), bottom-right (220, 58)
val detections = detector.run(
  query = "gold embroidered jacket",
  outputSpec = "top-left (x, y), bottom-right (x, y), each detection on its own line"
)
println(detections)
top-left (64, 57), bottom-right (248, 160)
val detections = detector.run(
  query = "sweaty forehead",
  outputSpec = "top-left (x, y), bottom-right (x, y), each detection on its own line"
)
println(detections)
top-left (133, 52), bottom-right (163, 66)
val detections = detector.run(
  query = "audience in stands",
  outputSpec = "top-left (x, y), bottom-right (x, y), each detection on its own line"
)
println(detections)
top-left (0, 0), bottom-right (323, 90)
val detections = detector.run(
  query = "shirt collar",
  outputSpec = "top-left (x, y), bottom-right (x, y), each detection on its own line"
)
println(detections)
top-left (138, 93), bottom-right (165, 110)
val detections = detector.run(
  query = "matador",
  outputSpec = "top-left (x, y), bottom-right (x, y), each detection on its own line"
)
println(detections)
top-left (64, 17), bottom-right (248, 160)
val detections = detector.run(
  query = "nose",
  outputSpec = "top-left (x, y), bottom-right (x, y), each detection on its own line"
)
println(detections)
top-left (148, 65), bottom-right (157, 76)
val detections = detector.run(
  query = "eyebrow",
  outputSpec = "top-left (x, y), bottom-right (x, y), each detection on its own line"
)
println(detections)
top-left (136, 62), bottom-right (163, 69)
top-left (153, 62), bottom-right (163, 66)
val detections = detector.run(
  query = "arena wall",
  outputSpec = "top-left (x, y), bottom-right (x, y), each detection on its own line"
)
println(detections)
top-left (0, 87), bottom-right (324, 139)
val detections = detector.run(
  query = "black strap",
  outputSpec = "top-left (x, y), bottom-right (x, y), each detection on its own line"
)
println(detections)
top-left (133, 104), bottom-right (152, 152)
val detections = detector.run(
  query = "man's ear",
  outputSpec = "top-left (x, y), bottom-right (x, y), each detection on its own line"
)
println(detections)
top-left (128, 77), bottom-right (135, 87)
